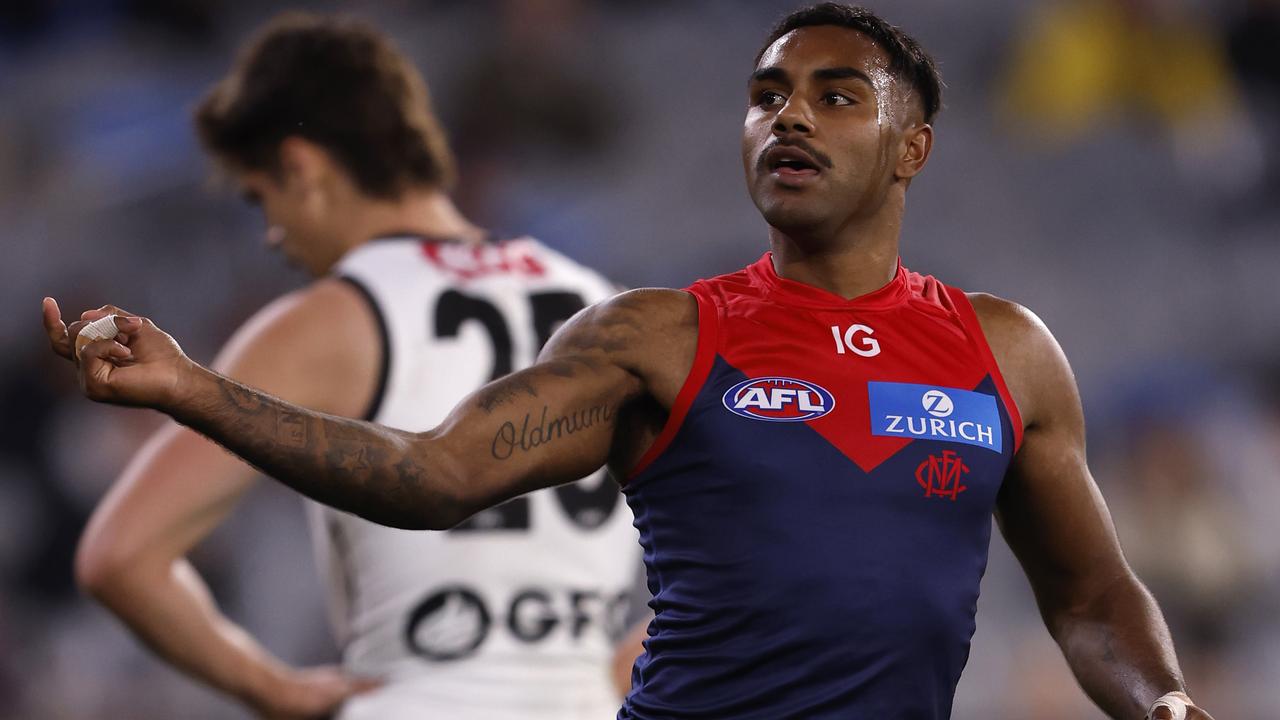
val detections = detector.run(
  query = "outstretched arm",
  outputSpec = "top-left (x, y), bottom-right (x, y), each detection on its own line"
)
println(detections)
top-left (971, 295), bottom-right (1213, 720)
top-left (44, 290), bottom-right (687, 531)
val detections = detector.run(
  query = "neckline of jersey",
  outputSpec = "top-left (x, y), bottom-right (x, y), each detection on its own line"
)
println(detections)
top-left (748, 252), bottom-right (910, 310)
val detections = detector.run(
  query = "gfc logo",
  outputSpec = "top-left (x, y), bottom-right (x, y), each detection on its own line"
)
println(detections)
top-left (404, 586), bottom-right (491, 661)
top-left (723, 377), bottom-right (835, 422)
top-left (405, 585), bottom-right (632, 662)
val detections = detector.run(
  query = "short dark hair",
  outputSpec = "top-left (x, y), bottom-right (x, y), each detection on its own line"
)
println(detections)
top-left (195, 12), bottom-right (456, 198)
top-left (756, 3), bottom-right (943, 124)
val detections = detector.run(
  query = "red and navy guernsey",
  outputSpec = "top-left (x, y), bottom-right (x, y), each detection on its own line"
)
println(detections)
top-left (619, 253), bottom-right (1023, 720)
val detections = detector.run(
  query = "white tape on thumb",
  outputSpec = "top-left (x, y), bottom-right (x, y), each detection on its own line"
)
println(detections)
top-left (1147, 693), bottom-right (1188, 720)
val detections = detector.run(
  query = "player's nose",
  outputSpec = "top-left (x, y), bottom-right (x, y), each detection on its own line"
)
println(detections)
top-left (773, 98), bottom-right (814, 136)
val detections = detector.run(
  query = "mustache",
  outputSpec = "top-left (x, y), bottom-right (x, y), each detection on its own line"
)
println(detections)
top-left (757, 138), bottom-right (834, 171)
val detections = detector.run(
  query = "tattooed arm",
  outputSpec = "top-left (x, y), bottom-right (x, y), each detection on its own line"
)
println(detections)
top-left (970, 295), bottom-right (1212, 720)
top-left (43, 290), bottom-right (696, 530)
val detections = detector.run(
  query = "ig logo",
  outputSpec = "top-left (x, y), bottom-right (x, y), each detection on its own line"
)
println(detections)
top-left (921, 389), bottom-right (954, 418)
top-left (830, 324), bottom-right (880, 357)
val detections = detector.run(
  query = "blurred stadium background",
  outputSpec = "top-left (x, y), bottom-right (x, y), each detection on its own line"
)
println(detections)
top-left (2, 0), bottom-right (1278, 717)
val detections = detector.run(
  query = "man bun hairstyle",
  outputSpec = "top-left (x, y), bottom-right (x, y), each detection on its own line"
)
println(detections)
top-left (757, 3), bottom-right (944, 124)
top-left (195, 12), bottom-right (456, 197)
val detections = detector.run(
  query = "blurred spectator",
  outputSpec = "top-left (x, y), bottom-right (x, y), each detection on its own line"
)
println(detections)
top-left (1092, 368), bottom-right (1275, 718)
top-left (446, 0), bottom-right (623, 231)
top-left (1000, 0), bottom-right (1263, 200)
top-left (1227, 0), bottom-right (1280, 105)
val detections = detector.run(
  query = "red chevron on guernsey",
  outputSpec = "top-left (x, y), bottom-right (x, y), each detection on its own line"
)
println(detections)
top-left (722, 376), bottom-right (835, 422)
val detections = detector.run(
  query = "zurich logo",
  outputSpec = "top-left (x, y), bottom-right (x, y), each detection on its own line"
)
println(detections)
top-left (722, 376), bottom-right (835, 422)
top-left (921, 389), bottom-right (954, 418)
top-left (868, 381), bottom-right (1003, 453)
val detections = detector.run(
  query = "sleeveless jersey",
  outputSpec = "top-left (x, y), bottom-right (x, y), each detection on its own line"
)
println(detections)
top-left (309, 237), bottom-right (641, 720)
top-left (619, 253), bottom-right (1023, 720)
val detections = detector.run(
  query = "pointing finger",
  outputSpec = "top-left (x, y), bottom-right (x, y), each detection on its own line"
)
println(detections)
top-left (42, 297), bottom-right (74, 360)
top-left (42, 297), bottom-right (62, 329)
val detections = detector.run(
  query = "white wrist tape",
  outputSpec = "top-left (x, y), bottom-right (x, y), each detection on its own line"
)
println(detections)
top-left (1147, 693), bottom-right (1188, 720)
top-left (76, 314), bottom-right (120, 353)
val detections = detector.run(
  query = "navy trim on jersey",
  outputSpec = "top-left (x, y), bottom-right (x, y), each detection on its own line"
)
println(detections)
top-left (337, 275), bottom-right (391, 422)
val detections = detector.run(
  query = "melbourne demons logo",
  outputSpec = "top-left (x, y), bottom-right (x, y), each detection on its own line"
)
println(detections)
top-left (915, 450), bottom-right (969, 500)
top-left (722, 377), bottom-right (835, 422)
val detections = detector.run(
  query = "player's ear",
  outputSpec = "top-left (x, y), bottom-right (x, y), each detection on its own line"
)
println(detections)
top-left (895, 122), bottom-right (932, 181)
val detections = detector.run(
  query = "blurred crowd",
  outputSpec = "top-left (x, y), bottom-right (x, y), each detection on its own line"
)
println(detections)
top-left (1, 0), bottom-right (1278, 717)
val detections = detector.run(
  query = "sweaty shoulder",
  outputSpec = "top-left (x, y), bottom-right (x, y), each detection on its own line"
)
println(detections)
top-left (541, 288), bottom-right (698, 408)
top-left (212, 277), bottom-right (381, 417)
top-left (965, 292), bottom-right (1078, 433)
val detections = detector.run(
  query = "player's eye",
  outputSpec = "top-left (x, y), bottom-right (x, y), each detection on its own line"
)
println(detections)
top-left (241, 190), bottom-right (262, 207)
top-left (755, 90), bottom-right (786, 107)
top-left (822, 92), bottom-right (854, 106)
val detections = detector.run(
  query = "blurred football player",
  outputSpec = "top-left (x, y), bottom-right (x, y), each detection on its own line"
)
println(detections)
top-left (68, 13), bottom-right (642, 720)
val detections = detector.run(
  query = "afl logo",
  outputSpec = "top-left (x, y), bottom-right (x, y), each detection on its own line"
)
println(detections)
top-left (922, 389), bottom-right (954, 418)
top-left (723, 377), bottom-right (835, 422)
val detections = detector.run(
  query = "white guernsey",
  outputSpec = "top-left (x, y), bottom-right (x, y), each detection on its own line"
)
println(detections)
top-left (315, 236), bottom-right (641, 720)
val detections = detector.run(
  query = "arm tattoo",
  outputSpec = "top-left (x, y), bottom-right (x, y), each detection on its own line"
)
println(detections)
top-left (491, 402), bottom-right (616, 460)
top-left (476, 374), bottom-right (539, 414)
top-left (474, 359), bottom-right (594, 413)
top-left (277, 410), bottom-right (309, 448)
top-left (1101, 628), bottom-right (1117, 663)
top-left (172, 371), bottom-right (446, 529)
top-left (222, 380), bottom-right (265, 412)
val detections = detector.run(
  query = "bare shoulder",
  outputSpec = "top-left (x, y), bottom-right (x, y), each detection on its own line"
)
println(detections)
top-left (541, 288), bottom-right (698, 406)
top-left (576, 288), bottom-right (697, 333)
top-left (217, 278), bottom-right (374, 362)
top-left (542, 288), bottom-right (696, 362)
top-left (965, 292), bottom-right (1054, 352)
top-left (212, 276), bottom-right (380, 414)
top-left (965, 292), bottom-right (1076, 430)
